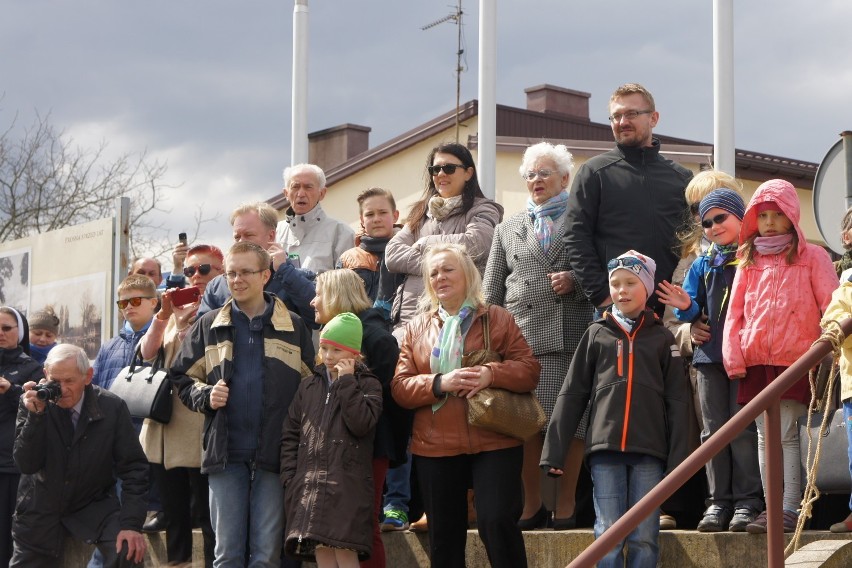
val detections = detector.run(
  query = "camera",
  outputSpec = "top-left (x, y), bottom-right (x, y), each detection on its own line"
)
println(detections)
top-left (34, 382), bottom-right (62, 403)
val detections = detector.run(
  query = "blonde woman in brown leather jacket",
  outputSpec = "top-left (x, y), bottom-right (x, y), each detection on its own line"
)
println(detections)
top-left (391, 243), bottom-right (540, 568)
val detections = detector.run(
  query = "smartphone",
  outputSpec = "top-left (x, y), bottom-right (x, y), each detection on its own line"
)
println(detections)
top-left (170, 286), bottom-right (200, 307)
top-left (178, 232), bottom-right (188, 245)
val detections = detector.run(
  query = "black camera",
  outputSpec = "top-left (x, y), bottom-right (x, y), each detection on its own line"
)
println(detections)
top-left (33, 382), bottom-right (62, 403)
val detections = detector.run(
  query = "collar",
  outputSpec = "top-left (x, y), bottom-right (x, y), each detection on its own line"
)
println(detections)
top-left (122, 319), bottom-right (152, 337)
top-left (70, 391), bottom-right (85, 417)
top-left (285, 202), bottom-right (328, 228)
top-left (616, 138), bottom-right (662, 163)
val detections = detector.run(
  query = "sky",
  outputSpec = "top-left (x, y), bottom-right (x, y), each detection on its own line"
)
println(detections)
top-left (2, 0), bottom-right (850, 260)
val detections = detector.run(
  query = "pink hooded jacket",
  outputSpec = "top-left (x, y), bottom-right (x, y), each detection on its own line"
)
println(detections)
top-left (722, 179), bottom-right (837, 378)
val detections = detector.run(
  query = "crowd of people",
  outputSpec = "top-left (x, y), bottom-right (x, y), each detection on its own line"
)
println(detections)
top-left (0, 81), bottom-right (851, 568)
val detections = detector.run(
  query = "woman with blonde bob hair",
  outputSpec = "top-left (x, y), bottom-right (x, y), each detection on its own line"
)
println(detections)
top-left (310, 269), bottom-right (408, 568)
top-left (392, 243), bottom-right (540, 568)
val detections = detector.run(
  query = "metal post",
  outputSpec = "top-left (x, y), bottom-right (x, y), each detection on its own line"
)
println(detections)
top-left (764, 401), bottom-right (784, 568)
top-left (291, 0), bottom-right (309, 165)
top-left (842, 131), bottom-right (852, 209)
top-left (713, 0), bottom-right (735, 174)
top-left (477, 0), bottom-right (496, 199)
top-left (112, 197), bottom-right (130, 338)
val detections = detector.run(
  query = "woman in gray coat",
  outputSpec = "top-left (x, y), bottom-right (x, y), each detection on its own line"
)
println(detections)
top-left (483, 142), bottom-right (593, 530)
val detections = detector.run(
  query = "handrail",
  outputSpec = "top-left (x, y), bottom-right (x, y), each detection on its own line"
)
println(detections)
top-left (567, 316), bottom-right (852, 568)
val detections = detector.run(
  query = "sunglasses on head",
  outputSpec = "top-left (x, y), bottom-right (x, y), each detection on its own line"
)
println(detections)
top-left (427, 163), bottom-right (466, 176)
top-left (607, 257), bottom-right (647, 275)
top-left (116, 297), bottom-right (154, 310)
top-left (183, 264), bottom-right (216, 277)
top-left (701, 213), bottom-right (731, 229)
top-left (0, 324), bottom-right (17, 333)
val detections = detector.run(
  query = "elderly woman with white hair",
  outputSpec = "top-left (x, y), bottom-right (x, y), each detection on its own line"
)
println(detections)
top-left (483, 141), bottom-right (593, 531)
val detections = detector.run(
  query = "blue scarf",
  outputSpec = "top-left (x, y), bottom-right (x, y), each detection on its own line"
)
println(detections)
top-left (29, 343), bottom-right (55, 365)
top-left (526, 191), bottom-right (569, 255)
top-left (430, 302), bottom-right (476, 412)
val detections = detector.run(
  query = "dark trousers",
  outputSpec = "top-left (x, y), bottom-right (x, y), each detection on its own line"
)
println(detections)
top-left (152, 463), bottom-right (215, 567)
top-left (0, 473), bottom-right (19, 568)
top-left (415, 445), bottom-right (526, 568)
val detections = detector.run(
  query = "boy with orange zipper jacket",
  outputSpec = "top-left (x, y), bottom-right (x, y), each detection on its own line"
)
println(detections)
top-left (541, 250), bottom-right (691, 568)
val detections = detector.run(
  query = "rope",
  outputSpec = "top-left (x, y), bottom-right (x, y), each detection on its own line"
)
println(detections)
top-left (785, 319), bottom-right (845, 556)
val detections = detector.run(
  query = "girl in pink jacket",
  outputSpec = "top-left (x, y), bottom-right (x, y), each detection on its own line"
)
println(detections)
top-left (722, 179), bottom-right (837, 533)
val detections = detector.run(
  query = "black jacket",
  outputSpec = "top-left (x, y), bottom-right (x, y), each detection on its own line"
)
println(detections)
top-left (281, 363), bottom-right (382, 561)
top-left (12, 385), bottom-right (148, 557)
top-left (541, 311), bottom-right (691, 474)
top-left (565, 140), bottom-right (693, 309)
top-left (358, 308), bottom-right (411, 467)
top-left (0, 347), bottom-right (43, 474)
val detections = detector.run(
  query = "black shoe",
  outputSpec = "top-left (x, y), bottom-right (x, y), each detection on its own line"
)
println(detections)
top-left (517, 505), bottom-right (550, 530)
top-left (729, 507), bottom-right (758, 532)
top-left (552, 515), bottom-right (576, 531)
top-left (696, 505), bottom-right (733, 533)
top-left (142, 511), bottom-right (168, 533)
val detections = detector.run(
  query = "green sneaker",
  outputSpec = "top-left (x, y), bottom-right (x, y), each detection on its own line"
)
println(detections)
top-left (381, 509), bottom-right (409, 532)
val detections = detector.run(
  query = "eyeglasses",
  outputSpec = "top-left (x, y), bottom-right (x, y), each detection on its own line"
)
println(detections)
top-left (608, 109), bottom-right (652, 123)
top-left (427, 164), bottom-right (466, 176)
top-left (607, 257), bottom-right (649, 275)
top-left (183, 264), bottom-right (219, 277)
top-left (0, 325), bottom-right (17, 333)
top-left (225, 269), bottom-right (266, 281)
top-left (701, 213), bottom-right (731, 229)
top-left (116, 297), bottom-right (154, 310)
top-left (522, 169), bottom-right (553, 181)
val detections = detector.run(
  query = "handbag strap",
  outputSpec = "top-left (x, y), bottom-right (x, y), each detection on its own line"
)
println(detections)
top-left (130, 345), bottom-right (166, 374)
top-left (480, 310), bottom-right (491, 351)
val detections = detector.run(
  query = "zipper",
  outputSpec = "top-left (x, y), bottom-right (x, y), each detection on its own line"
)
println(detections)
top-left (608, 314), bottom-right (645, 452)
top-left (616, 340), bottom-right (623, 377)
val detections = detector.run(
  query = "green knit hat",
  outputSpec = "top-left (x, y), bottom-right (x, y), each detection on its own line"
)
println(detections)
top-left (320, 312), bottom-right (362, 355)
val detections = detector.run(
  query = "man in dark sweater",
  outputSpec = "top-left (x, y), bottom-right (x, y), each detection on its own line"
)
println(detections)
top-left (170, 241), bottom-right (314, 566)
top-left (564, 83), bottom-right (693, 316)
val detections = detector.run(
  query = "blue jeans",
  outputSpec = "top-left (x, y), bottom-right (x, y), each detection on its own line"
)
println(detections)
top-left (845, 401), bottom-right (852, 511)
top-left (208, 463), bottom-right (284, 568)
top-left (382, 449), bottom-right (411, 514)
top-left (589, 452), bottom-right (663, 568)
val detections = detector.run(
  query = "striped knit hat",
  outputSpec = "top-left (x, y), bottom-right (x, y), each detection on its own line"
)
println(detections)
top-left (698, 188), bottom-right (746, 221)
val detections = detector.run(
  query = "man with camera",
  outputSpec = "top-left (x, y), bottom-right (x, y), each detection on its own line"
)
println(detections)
top-left (10, 344), bottom-right (148, 567)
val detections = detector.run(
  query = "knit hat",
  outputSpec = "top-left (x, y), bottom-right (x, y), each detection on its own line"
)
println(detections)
top-left (320, 312), bottom-right (362, 355)
top-left (698, 188), bottom-right (746, 221)
top-left (29, 307), bottom-right (60, 335)
top-left (608, 250), bottom-right (656, 297)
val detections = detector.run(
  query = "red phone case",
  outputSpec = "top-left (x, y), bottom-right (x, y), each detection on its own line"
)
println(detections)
top-left (171, 286), bottom-right (200, 307)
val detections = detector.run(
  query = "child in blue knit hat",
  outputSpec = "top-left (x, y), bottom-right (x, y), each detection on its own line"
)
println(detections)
top-left (280, 313), bottom-right (383, 567)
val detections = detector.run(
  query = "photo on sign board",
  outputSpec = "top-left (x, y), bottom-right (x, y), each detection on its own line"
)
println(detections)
top-left (31, 273), bottom-right (106, 360)
top-left (0, 248), bottom-right (31, 315)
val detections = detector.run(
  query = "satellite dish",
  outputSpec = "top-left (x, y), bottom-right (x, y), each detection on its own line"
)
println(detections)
top-left (813, 134), bottom-right (851, 255)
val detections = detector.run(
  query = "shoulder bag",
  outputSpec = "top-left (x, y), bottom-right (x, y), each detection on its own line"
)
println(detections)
top-left (463, 310), bottom-right (546, 441)
top-left (797, 369), bottom-right (850, 494)
top-left (109, 346), bottom-right (173, 424)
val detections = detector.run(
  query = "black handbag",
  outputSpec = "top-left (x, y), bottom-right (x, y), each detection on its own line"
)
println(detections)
top-left (108, 347), bottom-right (173, 423)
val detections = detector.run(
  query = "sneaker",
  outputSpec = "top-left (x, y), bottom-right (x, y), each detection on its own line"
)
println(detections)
top-left (729, 507), bottom-right (758, 532)
top-left (830, 512), bottom-right (852, 533)
top-left (380, 509), bottom-right (409, 532)
top-left (782, 510), bottom-right (798, 533)
top-left (697, 505), bottom-right (733, 533)
top-left (746, 510), bottom-right (768, 534)
top-left (659, 511), bottom-right (677, 530)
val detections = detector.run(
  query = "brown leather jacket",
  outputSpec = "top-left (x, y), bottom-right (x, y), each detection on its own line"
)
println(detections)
top-left (391, 304), bottom-right (540, 457)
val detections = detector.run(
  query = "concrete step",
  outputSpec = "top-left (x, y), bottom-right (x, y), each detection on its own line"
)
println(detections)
top-left (61, 528), bottom-right (852, 567)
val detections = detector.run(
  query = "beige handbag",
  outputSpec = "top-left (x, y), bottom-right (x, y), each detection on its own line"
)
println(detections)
top-left (463, 311), bottom-right (546, 441)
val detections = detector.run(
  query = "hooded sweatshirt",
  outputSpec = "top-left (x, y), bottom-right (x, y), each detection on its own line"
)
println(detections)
top-left (722, 179), bottom-right (837, 381)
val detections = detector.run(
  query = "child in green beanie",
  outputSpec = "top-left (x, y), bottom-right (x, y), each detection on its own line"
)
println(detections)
top-left (280, 312), bottom-right (383, 567)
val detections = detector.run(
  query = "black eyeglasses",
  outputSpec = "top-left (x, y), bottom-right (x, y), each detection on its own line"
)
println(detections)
top-left (184, 264), bottom-right (218, 277)
top-left (116, 297), bottom-right (154, 310)
top-left (607, 257), bottom-right (648, 275)
top-left (701, 213), bottom-right (731, 229)
top-left (225, 269), bottom-right (266, 281)
top-left (427, 164), bottom-right (466, 176)
top-left (0, 325), bottom-right (17, 333)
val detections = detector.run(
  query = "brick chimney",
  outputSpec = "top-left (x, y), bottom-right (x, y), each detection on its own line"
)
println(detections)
top-left (525, 85), bottom-right (591, 120)
top-left (308, 124), bottom-right (371, 171)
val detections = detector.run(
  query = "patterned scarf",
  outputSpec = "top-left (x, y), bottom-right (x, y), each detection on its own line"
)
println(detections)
top-left (430, 301), bottom-right (475, 412)
top-left (708, 243), bottom-right (739, 267)
top-left (427, 195), bottom-right (463, 221)
top-left (610, 304), bottom-right (638, 332)
top-left (754, 233), bottom-right (793, 256)
top-left (526, 191), bottom-right (569, 255)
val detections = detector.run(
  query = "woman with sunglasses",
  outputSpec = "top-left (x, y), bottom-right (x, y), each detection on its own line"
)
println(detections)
top-left (482, 142), bottom-right (593, 531)
top-left (0, 307), bottom-right (44, 567)
top-left (137, 244), bottom-right (223, 567)
top-left (383, 142), bottom-right (502, 532)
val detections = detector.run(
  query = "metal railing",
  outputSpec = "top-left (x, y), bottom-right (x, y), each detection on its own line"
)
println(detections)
top-left (567, 317), bottom-right (852, 568)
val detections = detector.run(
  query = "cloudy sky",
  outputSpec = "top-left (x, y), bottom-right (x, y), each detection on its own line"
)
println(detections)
top-left (2, 1), bottom-right (849, 258)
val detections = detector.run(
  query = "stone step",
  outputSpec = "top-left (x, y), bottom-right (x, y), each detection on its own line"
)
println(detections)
top-left (61, 528), bottom-right (852, 567)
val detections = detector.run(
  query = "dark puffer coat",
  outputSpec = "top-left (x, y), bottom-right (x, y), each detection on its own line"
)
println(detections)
top-left (0, 347), bottom-right (43, 474)
top-left (280, 363), bottom-right (382, 561)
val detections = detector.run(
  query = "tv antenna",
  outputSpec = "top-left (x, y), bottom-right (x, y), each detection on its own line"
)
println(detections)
top-left (422, 1), bottom-right (466, 142)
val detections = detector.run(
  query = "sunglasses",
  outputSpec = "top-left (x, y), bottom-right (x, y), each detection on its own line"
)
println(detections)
top-left (0, 324), bottom-right (17, 333)
top-left (116, 296), bottom-right (154, 310)
top-left (427, 163), bottom-right (466, 176)
top-left (607, 257), bottom-right (648, 275)
top-left (701, 213), bottom-right (731, 229)
top-left (183, 263), bottom-right (218, 277)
